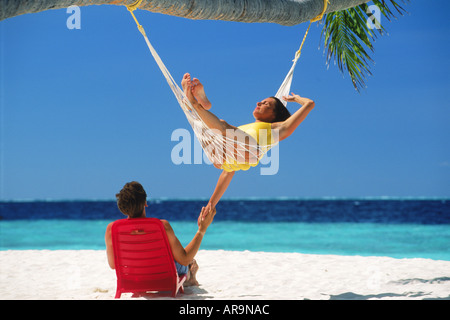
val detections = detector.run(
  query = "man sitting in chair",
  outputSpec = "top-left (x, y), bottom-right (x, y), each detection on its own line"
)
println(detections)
top-left (105, 181), bottom-right (216, 286)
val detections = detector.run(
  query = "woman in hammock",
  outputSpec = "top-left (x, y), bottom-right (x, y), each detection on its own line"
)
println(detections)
top-left (181, 73), bottom-right (315, 219)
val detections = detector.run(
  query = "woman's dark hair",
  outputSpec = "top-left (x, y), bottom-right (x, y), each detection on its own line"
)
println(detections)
top-left (270, 97), bottom-right (291, 122)
top-left (115, 181), bottom-right (147, 218)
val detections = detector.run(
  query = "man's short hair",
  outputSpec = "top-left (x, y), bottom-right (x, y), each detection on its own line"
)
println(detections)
top-left (115, 181), bottom-right (147, 218)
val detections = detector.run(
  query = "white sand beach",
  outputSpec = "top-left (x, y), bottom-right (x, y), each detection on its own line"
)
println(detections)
top-left (0, 249), bottom-right (449, 300)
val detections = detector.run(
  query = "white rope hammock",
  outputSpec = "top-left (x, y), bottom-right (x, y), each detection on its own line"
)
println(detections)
top-left (126, 4), bottom-right (306, 171)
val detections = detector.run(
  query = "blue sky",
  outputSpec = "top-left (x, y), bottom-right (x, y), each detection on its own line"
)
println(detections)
top-left (1, 1), bottom-right (449, 200)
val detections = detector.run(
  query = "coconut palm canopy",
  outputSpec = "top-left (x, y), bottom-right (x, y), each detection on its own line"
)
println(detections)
top-left (1, 0), bottom-right (407, 90)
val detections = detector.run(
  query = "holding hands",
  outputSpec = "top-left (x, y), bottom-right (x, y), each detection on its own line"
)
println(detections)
top-left (198, 205), bottom-right (216, 233)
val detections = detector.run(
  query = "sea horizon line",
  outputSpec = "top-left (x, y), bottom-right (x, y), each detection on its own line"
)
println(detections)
top-left (1, 196), bottom-right (449, 203)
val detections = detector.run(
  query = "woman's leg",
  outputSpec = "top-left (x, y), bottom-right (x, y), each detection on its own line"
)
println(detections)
top-left (182, 73), bottom-right (231, 135)
top-left (181, 73), bottom-right (259, 165)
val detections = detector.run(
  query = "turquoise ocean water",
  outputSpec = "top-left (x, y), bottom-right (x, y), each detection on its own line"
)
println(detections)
top-left (1, 199), bottom-right (449, 260)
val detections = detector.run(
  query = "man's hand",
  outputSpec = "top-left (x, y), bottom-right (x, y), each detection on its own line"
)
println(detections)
top-left (198, 202), bottom-right (215, 226)
top-left (198, 206), bottom-right (216, 234)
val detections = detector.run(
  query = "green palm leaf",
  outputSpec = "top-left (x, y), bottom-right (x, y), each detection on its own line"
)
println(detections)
top-left (320, 0), bottom-right (408, 92)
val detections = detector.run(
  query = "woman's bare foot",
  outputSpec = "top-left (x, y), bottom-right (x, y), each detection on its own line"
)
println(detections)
top-left (191, 78), bottom-right (212, 110)
top-left (184, 259), bottom-right (199, 286)
top-left (181, 73), bottom-right (197, 106)
top-left (181, 73), bottom-right (190, 92)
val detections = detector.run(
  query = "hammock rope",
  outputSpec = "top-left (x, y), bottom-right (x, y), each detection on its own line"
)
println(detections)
top-left (125, 0), bottom-right (328, 171)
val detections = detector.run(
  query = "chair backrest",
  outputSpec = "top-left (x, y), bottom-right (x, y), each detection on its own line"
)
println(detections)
top-left (111, 218), bottom-right (178, 296)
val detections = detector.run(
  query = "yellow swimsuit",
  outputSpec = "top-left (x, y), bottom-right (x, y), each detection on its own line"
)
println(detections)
top-left (221, 122), bottom-right (274, 172)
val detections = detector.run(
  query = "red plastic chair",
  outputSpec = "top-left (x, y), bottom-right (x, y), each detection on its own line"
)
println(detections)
top-left (111, 218), bottom-right (186, 298)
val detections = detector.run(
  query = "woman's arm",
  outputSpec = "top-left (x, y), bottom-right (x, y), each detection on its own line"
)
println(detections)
top-left (272, 93), bottom-right (315, 141)
top-left (200, 170), bottom-right (235, 221)
top-left (210, 170), bottom-right (235, 207)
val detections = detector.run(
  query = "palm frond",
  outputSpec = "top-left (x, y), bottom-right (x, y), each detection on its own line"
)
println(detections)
top-left (320, 0), bottom-right (408, 92)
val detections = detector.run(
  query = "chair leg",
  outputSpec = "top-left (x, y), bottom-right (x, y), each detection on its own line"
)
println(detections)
top-left (178, 274), bottom-right (187, 295)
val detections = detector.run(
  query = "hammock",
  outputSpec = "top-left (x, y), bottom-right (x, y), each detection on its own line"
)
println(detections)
top-left (125, 0), bottom-right (328, 171)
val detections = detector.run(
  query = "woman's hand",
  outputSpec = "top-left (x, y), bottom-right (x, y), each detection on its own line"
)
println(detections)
top-left (282, 92), bottom-right (314, 106)
top-left (282, 92), bottom-right (301, 103)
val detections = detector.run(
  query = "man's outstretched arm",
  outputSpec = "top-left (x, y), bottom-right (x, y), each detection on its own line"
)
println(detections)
top-left (164, 207), bottom-right (216, 266)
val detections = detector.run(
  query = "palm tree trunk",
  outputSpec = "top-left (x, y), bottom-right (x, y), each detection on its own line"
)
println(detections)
top-left (1, 0), bottom-right (369, 25)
